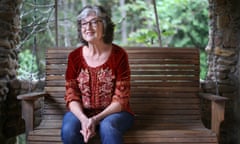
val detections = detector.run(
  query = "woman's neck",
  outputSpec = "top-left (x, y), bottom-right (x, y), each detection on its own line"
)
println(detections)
top-left (87, 42), bottom-right (111, 56)
top-left (82, 42), bottom-right (112, 68)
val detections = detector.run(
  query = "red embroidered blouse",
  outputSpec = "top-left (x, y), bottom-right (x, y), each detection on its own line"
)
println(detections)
top-left (64, 44), bottom-right (132, 117)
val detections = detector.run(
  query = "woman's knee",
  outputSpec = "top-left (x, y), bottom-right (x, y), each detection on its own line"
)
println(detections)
top-left (99, 116), bottom-right (123, 144)
top-left (62, 112), bottom-right (81, 131)
top-left (61, 112), bottom-right (83, 143)
top-left (99, 112), bottom-right (134, 135)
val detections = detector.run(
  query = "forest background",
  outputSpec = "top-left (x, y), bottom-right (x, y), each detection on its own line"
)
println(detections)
top-left (17, 0), bottom-right (209, 82)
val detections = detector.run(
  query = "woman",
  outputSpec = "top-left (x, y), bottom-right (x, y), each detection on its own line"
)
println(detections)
top-left (61, 5), bottom-right (134, 144)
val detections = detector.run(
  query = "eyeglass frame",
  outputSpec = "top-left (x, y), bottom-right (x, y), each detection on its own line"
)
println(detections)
top-left (79, 18), bottom-right (103, 28)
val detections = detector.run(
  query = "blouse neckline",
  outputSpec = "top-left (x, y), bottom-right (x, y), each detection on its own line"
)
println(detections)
top-left (80, 45), bottom-right (113, 70)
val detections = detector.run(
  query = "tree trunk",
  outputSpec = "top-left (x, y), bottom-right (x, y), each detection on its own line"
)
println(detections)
top-left (0, 0), bottom-right (24, 143)
top-left (203, 0), bottom-right (240, 143)
top-left (81, 0), bottom-right (87, 6)
top-left (152, 0), bottom-right (162, 47)
top-left (120, 0), bottom-right (127, 45)
top-left (62, 0), bottom-right (71, 47)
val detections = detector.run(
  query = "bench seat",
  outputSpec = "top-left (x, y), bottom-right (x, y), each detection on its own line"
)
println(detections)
top-left (26, 119), bottom-right (217, 144)
top-left (18, 47), bottom-right (226, 144)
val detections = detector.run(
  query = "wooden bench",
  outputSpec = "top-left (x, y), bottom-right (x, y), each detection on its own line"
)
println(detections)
top-left (17, 47), bottom-right (227, 144)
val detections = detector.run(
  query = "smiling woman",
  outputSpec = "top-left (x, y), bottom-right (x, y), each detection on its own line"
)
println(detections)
top-left (61, 5), bottom-right (134, 144)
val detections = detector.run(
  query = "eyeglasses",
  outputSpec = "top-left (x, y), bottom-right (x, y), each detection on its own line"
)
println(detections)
top-left (80, 19), bottom-right (102, 28)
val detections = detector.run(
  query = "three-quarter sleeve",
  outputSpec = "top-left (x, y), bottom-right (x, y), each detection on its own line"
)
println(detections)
top-left (112, 49), bottom-right (131, 111)
top-left (64, 50), bottom-right (82, 108)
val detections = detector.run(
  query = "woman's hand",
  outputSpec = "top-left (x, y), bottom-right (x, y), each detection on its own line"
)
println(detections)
top-left (86, 118), bottom-right (97, 141)
top-left (79, 117), bottom-right (88, 142)
top-left (80, 117), bottom-right (96, 143)
top-left (68, 102), bottom-right (96, 143)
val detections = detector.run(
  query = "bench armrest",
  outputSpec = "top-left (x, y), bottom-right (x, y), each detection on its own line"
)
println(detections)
top-left (17, 92), bottom-right (47, 100)
top-left (199, 92), bottom-right (228, 137)
top-left (199, 93), bottom-right (228, 101)
top-left (17, 92), bottom-right (48, 135)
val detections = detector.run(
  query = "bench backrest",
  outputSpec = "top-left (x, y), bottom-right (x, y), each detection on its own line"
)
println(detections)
top-left (43, 47), bottom-right (201, 124)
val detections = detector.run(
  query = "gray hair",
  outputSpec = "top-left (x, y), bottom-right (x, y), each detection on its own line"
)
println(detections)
top-left (77, 6), bottom-right (107, 21)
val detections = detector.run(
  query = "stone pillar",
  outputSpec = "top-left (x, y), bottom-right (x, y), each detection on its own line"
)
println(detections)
top-left (0, 0), bottom-right (23, 143)
top-left (203, 0), bottom-right (240, 143)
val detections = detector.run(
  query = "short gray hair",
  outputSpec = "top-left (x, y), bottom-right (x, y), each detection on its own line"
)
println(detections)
top-left (77, 6), bottom-right (107, 21)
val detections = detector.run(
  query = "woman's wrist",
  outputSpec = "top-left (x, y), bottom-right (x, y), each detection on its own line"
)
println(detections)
top-left (91, 116), bottom-right (99, 125)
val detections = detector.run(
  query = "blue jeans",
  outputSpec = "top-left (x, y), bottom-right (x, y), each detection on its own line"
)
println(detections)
top-left (61, 111), bottom-right (134, 144)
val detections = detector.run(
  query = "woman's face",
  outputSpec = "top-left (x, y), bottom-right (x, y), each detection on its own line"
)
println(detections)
top-left (80, 13), bottom-right (104, 44)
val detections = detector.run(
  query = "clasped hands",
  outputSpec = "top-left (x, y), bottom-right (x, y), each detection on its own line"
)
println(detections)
top-left (80, 117), bottom-right (97, 143)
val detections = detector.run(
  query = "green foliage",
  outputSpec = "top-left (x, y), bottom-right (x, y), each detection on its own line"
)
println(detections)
top-left (128, 29), bottom-right (158, 46)
top-left (16, 134), bottom-right (26, 144)
top-left (200, 50), bottom-right (208, 80)
top-left (125, 0), bottom-right (209, 49)
top-left (121, 0), bottom-right (209, 79)
top-left (17, 49), bottom-right (38, 81)
top-left (18, 0), bottom-right (209, 80)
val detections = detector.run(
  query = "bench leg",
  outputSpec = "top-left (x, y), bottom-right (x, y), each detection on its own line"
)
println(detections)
top-left (21, 100), bottom-right (34, 137)
top-left (211, 101), bottom-right (225, 138)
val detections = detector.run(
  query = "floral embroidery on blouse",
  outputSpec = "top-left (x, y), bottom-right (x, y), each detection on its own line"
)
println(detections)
top-left (77, 67), bottom-right (116, 109)
top-left (77, 69), bottom-right (91, 108)
top-left (97, 68), bottom-right (115, 108)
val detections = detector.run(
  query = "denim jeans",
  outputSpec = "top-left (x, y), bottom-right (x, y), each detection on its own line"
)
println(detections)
top-left (61, 111), bottom-right (134, 144)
